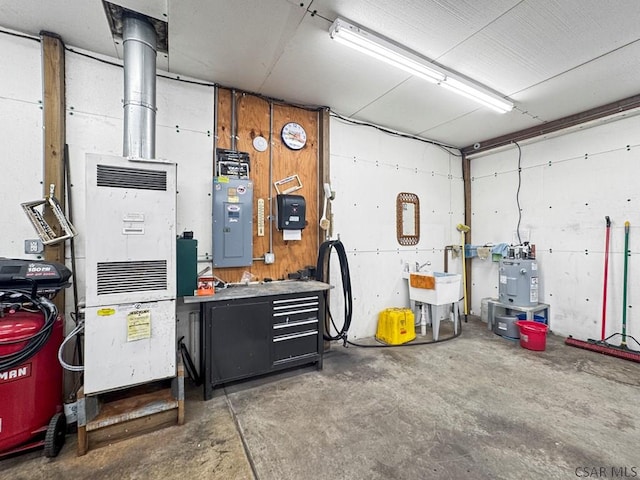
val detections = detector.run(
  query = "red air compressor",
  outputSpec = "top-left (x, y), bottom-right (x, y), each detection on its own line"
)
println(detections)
top-left (0, 258), bottom-right (72, 458)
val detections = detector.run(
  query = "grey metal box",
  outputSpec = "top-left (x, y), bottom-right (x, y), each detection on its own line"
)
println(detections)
top-left (212, 177), bottom-right (253, 267)
top-left (498, 258), bottom-right (539, 307)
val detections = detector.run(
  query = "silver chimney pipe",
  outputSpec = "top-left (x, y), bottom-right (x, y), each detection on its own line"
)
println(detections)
top-left (122, 14), bottom-right (157, 159)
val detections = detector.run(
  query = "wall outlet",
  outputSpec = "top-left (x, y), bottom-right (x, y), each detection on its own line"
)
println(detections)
top-left (24, 239), bottom-right (44, 254)
top-left (264, 252), bottom-right (275, 264)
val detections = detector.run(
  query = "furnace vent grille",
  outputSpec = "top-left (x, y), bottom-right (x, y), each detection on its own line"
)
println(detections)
top-left (97, 260), bottom-right (167, 295)
top-left (97, 164), bottom-right (167, 191)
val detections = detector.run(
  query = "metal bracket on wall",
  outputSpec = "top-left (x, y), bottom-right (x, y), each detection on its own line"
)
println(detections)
top-left (274, 174), bottom-right (303, 195)
top-left (21, 184), bottom-right (77, 245)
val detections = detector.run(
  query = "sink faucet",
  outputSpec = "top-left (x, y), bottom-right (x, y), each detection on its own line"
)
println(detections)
top-left (415, 261), bottom-right (431, 272)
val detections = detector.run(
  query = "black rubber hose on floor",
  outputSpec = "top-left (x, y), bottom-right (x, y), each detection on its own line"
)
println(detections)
top-left (346, 323), bottom-right (462, 348)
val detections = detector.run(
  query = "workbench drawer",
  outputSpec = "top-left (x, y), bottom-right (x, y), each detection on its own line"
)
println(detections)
top-left (272, 296), bottom-right (319, 323)
top-left (273, 317), bottom-right (318, 335)
top-left (273, 329), bottom-right (318, 363)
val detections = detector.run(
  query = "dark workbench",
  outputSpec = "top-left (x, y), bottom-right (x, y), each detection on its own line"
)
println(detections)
top-left (184, 280), bottom-right (331, 400)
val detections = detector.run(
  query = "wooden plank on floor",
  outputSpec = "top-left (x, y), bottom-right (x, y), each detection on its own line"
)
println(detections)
top-left (87, 389), bottom-right (178, 431)
top-left (88, 409), bottom-right (179, 451)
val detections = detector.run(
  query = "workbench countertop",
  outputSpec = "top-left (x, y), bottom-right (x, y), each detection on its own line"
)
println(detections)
top-left (182, 279), bottom-right (331, 303)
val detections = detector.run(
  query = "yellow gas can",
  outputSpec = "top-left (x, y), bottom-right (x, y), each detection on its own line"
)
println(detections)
top-left (376, 308), bottom-right (416, 345)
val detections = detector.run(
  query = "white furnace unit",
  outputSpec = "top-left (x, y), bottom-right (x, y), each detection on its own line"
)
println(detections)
top-left (84, 154), bottom-right (177, 395)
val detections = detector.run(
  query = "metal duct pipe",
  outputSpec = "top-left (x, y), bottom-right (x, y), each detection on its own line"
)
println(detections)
top-left (122, 14), bottom-right (157, 159)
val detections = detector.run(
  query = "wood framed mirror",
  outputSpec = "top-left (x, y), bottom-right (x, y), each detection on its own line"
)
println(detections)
top-left (396, 192), bottom-right (420, 245)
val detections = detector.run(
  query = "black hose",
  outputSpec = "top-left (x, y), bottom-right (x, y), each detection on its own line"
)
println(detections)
top-left (316, 239), bottom-right (352, 344)
top-left (315, 240), bottom-right (463, 348)
top-left (346, 322), bottom-right (462, 348)
top-left (0, 290), bottom-right (58, 371)
top-left (178, 336), bottom-right (201, 386)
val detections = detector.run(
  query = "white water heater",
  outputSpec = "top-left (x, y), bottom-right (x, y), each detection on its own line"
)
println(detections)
top-left (84, 154), bottom-right (176, 394)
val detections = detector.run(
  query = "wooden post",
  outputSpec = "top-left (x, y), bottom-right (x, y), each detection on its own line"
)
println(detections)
top-left (318, 108), bottom-right (330, 246)
top-left (40, 31), bottom-right (66, 312)
top-left (318, 108), bottom-right (331, 350)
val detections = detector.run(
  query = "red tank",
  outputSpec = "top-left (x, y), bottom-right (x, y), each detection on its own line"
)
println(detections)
top-left (0, 311), bottom-right (63, 453)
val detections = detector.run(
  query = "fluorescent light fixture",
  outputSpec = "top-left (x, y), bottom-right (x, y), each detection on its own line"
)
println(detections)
top-left (329, 18), bottom-right (444, 84)
top-left (329, 18), bottom-right (514, 114)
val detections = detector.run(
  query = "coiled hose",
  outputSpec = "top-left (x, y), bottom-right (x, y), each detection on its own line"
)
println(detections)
top-left (316, 239), bottom-right (352, 345)
top-left (315, 240), bottom-right (462, 348)
top-left (0, 290), bottom-right (58, 371)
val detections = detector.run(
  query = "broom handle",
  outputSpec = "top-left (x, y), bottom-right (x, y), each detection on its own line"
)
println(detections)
top-left (461, 231), bottom-right (468, 315)
top-left (601, 216), bottom-right (611, 341)
top-left (622, 221), bottom-right (630, 346)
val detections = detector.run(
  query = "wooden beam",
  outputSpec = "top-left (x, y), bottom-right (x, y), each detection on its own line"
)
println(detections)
top-left (318, 108), bottom-right (331, 245)
top-left (41, 32), bottom-right (66, 311)
top-left (461, 94), bottom-right (640, 156)
top-left (318, 108), bottom-right (331, 351)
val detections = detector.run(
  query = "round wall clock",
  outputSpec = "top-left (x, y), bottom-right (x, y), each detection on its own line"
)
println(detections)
top-left (281, 122), bottom-right (307, 150)
top-left (252, 135), bottom-right (268, 152)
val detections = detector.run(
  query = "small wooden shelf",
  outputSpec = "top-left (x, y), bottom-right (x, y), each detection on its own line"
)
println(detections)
top-left (77, 360), bottom-right (184, 456)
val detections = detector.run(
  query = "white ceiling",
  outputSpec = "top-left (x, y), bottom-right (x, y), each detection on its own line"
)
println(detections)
top-left (1, 0), bottom-right (640, 148)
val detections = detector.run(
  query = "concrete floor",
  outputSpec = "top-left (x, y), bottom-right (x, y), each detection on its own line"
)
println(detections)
top-left (2, 317), bottom-right (640, 479)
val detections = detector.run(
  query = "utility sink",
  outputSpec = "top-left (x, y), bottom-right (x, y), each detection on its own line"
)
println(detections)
top-left (403, 271), bottom-right (462, 305)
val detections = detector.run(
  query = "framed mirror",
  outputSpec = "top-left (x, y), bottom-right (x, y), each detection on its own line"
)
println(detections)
top-left (396, 192), bottom-right (420, 245)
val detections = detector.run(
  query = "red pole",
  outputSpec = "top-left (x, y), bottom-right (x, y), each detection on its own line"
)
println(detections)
top-left (601, 216), bottom-right (611, 341)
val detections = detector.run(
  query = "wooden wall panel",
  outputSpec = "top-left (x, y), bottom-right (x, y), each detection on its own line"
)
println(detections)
top-left (216, 88), bottom-right (233, 150)
top-left (237, 93), bottom-right (271, 268)
top-left (214, 88), bottom-right (320, 282)
top-left (270, 103), bottom-right (319, 279)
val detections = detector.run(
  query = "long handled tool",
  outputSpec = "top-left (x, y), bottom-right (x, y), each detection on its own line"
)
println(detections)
top-left (601, 216), bottom-right (611, 340)
top-left (566, 218), bottom-right (640, 362)
top-left (319, 183), bottom-right (332, 231)
top-left (456, 223), bottom-right (470, 321)
top-left (621, 221), bottom-right (630, 348)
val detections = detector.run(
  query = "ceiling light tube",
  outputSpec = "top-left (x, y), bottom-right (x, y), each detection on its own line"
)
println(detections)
top-left (329, 17), bottom-right (514, 113)
top-left (441, 77), bottom-right (514, 113)
top-left (329, 18), bottom-right (444, 84)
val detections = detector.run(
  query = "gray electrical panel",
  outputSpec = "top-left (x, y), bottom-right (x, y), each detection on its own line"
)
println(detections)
top-left (498, 258), bottom-right (539, 307)
top-left (212, 177), bottom-right (253, 267)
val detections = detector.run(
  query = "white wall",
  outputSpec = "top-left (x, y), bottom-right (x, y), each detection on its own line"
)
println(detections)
top-left (0, 33), bottom-right (214, 351)
top-left (0, 35), bottom-right (44, 258)
top-left (329, 118), bottom-right (464, 339)
top-left (471, 114), bottom-right (640, 344)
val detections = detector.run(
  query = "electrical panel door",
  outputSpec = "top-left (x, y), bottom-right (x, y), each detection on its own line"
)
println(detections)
top-left (212, 178), bottom-right (253, 267)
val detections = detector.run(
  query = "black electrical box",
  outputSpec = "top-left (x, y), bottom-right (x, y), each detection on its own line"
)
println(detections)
top-left (276, 194), bottom-right (306, 230)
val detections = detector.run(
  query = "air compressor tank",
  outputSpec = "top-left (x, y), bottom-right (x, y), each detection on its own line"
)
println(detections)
top-left (498, 258), bottom-right (539, 307)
